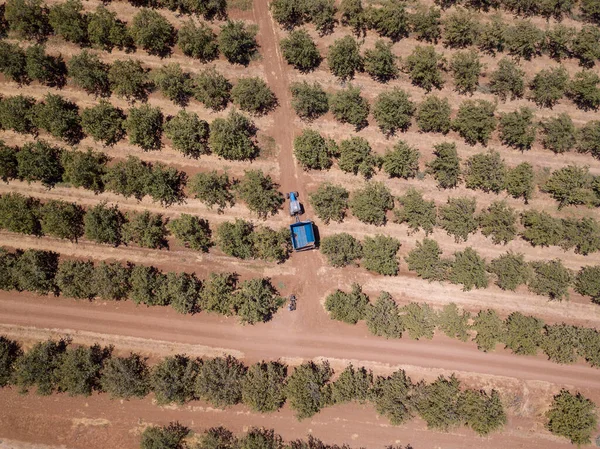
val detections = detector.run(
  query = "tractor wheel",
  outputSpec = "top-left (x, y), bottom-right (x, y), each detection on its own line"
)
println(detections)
top-left (286, 193), bottom-right (290, 199)
top-left (294, 191), bottom-right (299, 198)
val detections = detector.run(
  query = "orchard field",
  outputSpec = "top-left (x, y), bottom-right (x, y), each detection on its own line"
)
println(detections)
top-left (0, 0), bottom-right (600, 448)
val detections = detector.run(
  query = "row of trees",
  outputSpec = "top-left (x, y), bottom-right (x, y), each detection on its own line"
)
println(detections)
top-left (321, 234), bottom-right (600, 303)
top-left (3, 0), bottom-right (256, 63)
top-left (325, 288), bottom-right (600, 369)
top-left (0, 246), bottom-right (283, 321)
top-left (0, 335), bottom-right (507, 435)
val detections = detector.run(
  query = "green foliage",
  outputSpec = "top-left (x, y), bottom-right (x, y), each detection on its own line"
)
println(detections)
top-left (442, 7), bottom-right (479, 48)
top-left (365, 292), bottom-right (403, 338)
top-left (40, 200), bottom-right (85, 241)
top-left (122, 211), bottom-right (167, 249)
top-left (476, 14), bottom-right (506, 55)
top-left (24, 44), bottom-right (66, 88)
top-left (130, 9), bottom-right (175, 57)
top-left (325, 283), bottom-right (369, 324)
top-left (528, 259), bottom-right (572, 300)
top-left (102, 156), bottom-right (151, 200)
top-left (87, 5), bottom-right (133, 52)
top-left (498, 107), bottom-right (536, 151)
top-left (48, 0), bottom-right (87, 44)
top-left (67, 51), bottom-right (111, 98)
top-left (572, 25), bottom-right (600, 68)
top-left (158, 272), bottom-right (201, 314)
top-left (92, 262), bottom-right (131, 301)
top-left (198, 427), bottom-right (238, 449)
top-left (148, 164), bottom-right (187, 206)
top-left (329, 85), bottom-right (369, 130)
top-left (189, 171), bottom-right (235, 212)
top-left (382, 141), bottom-right (419, 179)
top-left (151, 354), bottom-right (198, 404)
top-left (540, 113), bottom-right (576, 154)
top-left (504, 20), bottom-right (543, 60)
top-left (567, 70), bottom-right (600, 111)
top-left (371, 370), bottom-right (414, 425)
top-left (193, 66), bottom-right (231, 111)
top-left (168, 214), bottom-right (211, 252)
top-left (198, 272), bottom-right (236, 315)
top-left (560, 217), bottom-right (600, 255)
top-left (546, 390), bottom-right (597, 445)
top-left (458, 389), bottom-right (506, 435)
top-left (309, 183), bottom-right (348, 224)
top-left (394, 188), bottom-right (436, 235)
top-left (280, 29), bottom-right (321, 72)
top-left (416, 375), bottom-right (461, 430)
top-left (489, 58), bottom-right (525, 101)
top-left (320, 233), bottom-right (362, 267)
top-left (209, 110), bottom-right (257, 160)
top-left (164, 110), bottom-right (209, 158)
top-left (544, 165), bottom-right (596, 209)
top-left (373, 89), bottom-right (414, 136)
top-left (81, 101), bottom-right (126, 146)
top-left (293, 129), bottom-right (334, 170)
top-left (472, 309), bottom-right (505, 352)
top-left (56, 344), bottom-right (110, 396)
top-left (108, 59), bottom-right (151, 103)
top-left (449, 247), bottom-right (488, 291)
top-left (235, 170), bottom-right (283, 218)
top-left (426, 142), bottom-right (460, 188)
top-left (449, 50), bottom-right (482, 95)
top-left (242, 361), bottom-right (287, 412)
top-left (362, 234), bottom-right (400, 276)
top-left (83, 202), bottom-right (125, 246)
top-left (488, 252), bottom-right (529, 291)
top-left (505, 162), bottom-right (534, 202)
top-left (270, 0), bottom-right (307, 29)
top-left (331, 364), bottom-right (373, 404)
top-left (285, 361), bottom-right (332, 419)
top-left (290, 81), bottom-right (328, 120)
top-left (504, 312), bottom-right (544, 355)
top-left (363, 39), bottom-right (398, 82)
top-left (327, 35), bottom-right (362, 81)
top-left (233, 278), bottom-right (283, 324)
top-left (4, 0), bottom-right (50, 40)
top-left (125, 104), bottom-right (164, 151)
top-left (0, 143), bottom-right (18, 182)
top-left (416, 95), bottom-right (451, 134)
top-left (452, 99), bottom-right (496, 146)
top-left (542, 324), bottom-right (579, 364)
top-left (340, 0), bottom-right (366, 35)
top-left (349, 182), bottom-right (394, 226)
top-left (409, 5), bottom-right (441, 43)
top-left (478, 201), bottom-right (516, 245)
top-left (34, 94), bottom-right (82, 144)
top-left (218, 20), bottom-right (258, 66)
top-left (15, 249), bottom-right (57, 295)
top-left (575, 265), bottom-right (600, 303)
top-left (464, 151), bottom-right (506, 193)
top-left (16, 140), bottom-right (63, 188)
top-left (0, 336), bottom-right (21, 387)
top-left (529, 66), bottom-right (569, 108)
top-left (403, 45), bottom-right (445, 92)
top-left (437, 303), bottom-right (470, 341)
top-left (582, 0), bottom-right (600, 23)
top-left (232, 77), bottom-right (277, 116)
top-left (195, 355), bottom-right (246, 407)
top-left (338, 137), bottom-right (377, 178)
top-left (577, 120), bottom-right (600, 158)
top-left (252, 226), bottom-right (291, 263)
top-left (367, 0), bottom-right (409, 42)
top-left (216, 219), bottom-right (255, 259)
top-left (520, 210), bottom-right (563, 247)
top-left (140, 423), bottom-right (189, 449)
top-left (0, 193), bottom-right (41, 236)
top-left (405, 238), bottom-right (449, 281)
top-left (438, 197), bottom-right (478, 243)
top-left (152, 63), bottom-right (193, 107)
top-left (400, 302), bottom-right (436, 340)
top-left (0, 42), bottom-right (28, 84)
top-left (544, 25), bottom-right (574, 62)
top-left (13, 339), bottom-right (66, 395)
top-left (0, 94), bottom-right (36, 134)
top-left (177, 20), bottom-right (218, 62)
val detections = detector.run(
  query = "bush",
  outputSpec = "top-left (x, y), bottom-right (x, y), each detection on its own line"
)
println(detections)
top-left (416, 95), bottom-right (451, 134)
top-left (55, 260), bottom-right (96, 300)
top-left (338, 137), bottom-right (378, 178)
top-left (92, 262), bottom-right (131, 301)
top-left (373, 89), bottom-right (414, 136)
top-left (0, 193), bottom-right (41, 235)
top-left (489, 58), bottom-right (525, 101)
top-left (520, 210), bottom-right (563, 247)
top-left (109, 59), bottom-right (151, 103)
top-left (488, 252), bottom-right (529, 290)
top-left (528, 259), bottom-right (572, 300)
top-left (362, 234), bottom-right (401, 275)
top-left (437, 303), bottom-right (470, 341)
top-left (130, 9), bottom-right (175, 57)
top-left (193, 66), bottom-right (232, 111)
top-left (498, 107), bottom-right (536, 151)
top-left (216, 219), bottom-right (255, 259)
top-left (416, 375), bottom-right (461, 430)
top-left (5, 0), bottom-right (50, 40)
top-left (405, 238), bottom-right (449, 281)
top-left (67, 51), bottom-right (111, 98)
top-left (577, 120), bottom-right (600, 157)
top-left (458, 389), bottom-right (506, 435)
top-left (572, 25), bottom-right (600, 68)
top-left (13, 339), bottom-right (66, 395)
top-left (87, 6), bottom-right (133, 52)
top-left (218, 20), bottom-right (258, 66)
top-left (349, 182), bottom-right (394, 226)
top-left (209, 110), bottom-right (257, 160)
top-left (84, 202), bottom-right (125, 246)
top-left (449, 247), bottom-right (488, 291)
top-left (125, 104), bottom-right (163, 151)
top-left (365, 292), bottom-right (403, 338)
top-left (242, 361), bottom-right (287, 412)
top-left (504, 20), bottom-right (543, 60)
top-left (235, 170), bottom-right (283, 218)
top-left (452, 100), bottom-right (496, 146)
top-left (122, 211), bottom-right (167, 249)
top-left (529, 66), bottom-right (569, 108)
top-left (0, 42), bottom-right (29, 84)
top-left (540, 113), bottom-right (576, 154)
top-left (310, 183), bottom-right (349, 224)
top-left (544, 25), bottom-right (574, 61)
top-left (163, 110), bottom-right (209, 158)
top-left (371, 370), bottom-right (414, 425)
top-left (542, 324), bottom-right (579, 364)
top-left (280, 29), bottom-right (321, 72)
top-left (285, 361), bottom-right (332, 419)
top-left (409, 5), bottom-right (441, 43)
top-left (546, 390), bottom-right (597, 445)
top-left (340, 0), bottom-right (366, 35)
top-left (464, 151), bottom-right (506, 193)
top-left (401, 302), bottom-right (437, 339)
top-left (293, 129), bottom-right (334, 170)
top-left (504, 311), bottom-right (544, 355)
top-left (102, 156), bottom-right (151, 200)
top-left (544, 165), bottom-right (596, 209)
top-left (48, 0), bottom-right (87, 44)
top-left (394, 189), bottom-right (436, 235)
top-left (61, 149), bottom-right (108, 193)
top-left (16, 140), bottom-right (63, 188)
top-left (442, 7), bottom-right (479, 48)
top-left (24, 44), bottom-right (66, 88)
top-left (382, 141), bottom-right (419, 179)
top-left (290, 81), bottom-right (328, 120)
top-left (325, 283), bottom-right (369, 324)
top-left (232, 77), bottom-right (277, 116)
top-left (234, 278), bottom-right (283, 324)
top-left (146, 163), bottom-right (187, 207)
top-left (476, 14), bottom-right (506, 55)
top-left (439, 197), bottom-right (477, 243)
top-left (0, 95), bottom-right (36, 134)
top-left (575, 265), bottom-right (600, 303)
top-left (329, 85), bottom-right (369, 130)
top-left (567, 70), bottom-right (600, 111)
top-left (403, 45), bottom-right (445, 92)
top-left (81, 101), bottom-right (126, 147)
top-left (505, 162), bottom-right (534, 202)
top-left (151, 354), bottom-right (198, 404)
top-left (472, 309), bottom-right (504, 352)
top-left (34, 94), bottom-right (82, 145)
top-left (140, 423), bottom-right (188, 449)
top-left (177, 20), bottom-right (218, 62)
top-left (195, 356), bottom-right (246, 407)
top-left (40, 200), bottom-right (85, 242)
top-left (426, 142), bottom-right (460, 189)
top-left (367, 0), bottom-right (409, 41)
top-left (320, 233), bottom-right (362, 267)
top-left (478, 201), bottom-right (516, 245)
top-left (363, 40), bottom-right (398, 82)
top-left (331, 363), bottom-right (373, 403)
top-left (152, 63), bottom-right (193, 107)
top-left (449, 50), bottom-right (482, 95)
top-left (189, 171), bottom-right (235, 212)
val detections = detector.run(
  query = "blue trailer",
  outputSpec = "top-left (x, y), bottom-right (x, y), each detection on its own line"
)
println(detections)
top-left (290, 220), bottom-right (316, 251)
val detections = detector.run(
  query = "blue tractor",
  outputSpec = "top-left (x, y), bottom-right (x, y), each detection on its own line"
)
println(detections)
top-left (286, 192), bottom-right (316, 251)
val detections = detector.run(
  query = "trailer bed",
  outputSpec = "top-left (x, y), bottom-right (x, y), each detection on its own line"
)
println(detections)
top-left (290, 221), bottom-right (316, 251)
